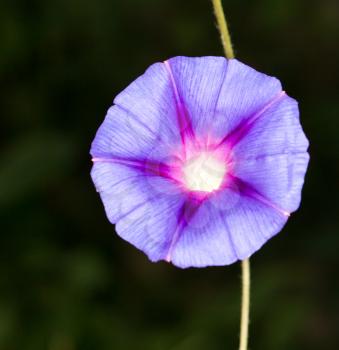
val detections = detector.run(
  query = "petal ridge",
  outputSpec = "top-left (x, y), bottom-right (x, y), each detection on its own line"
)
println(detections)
top-left (163, 60), bottom-right (194, 146)
top-left (230, 175), bottom-right (290, 217)
top-left (212, 60), bottom-right (229, 120)
top-left (218, 91), bottom-right (286, 148)
top-left (113, 104), bottom-right (160, 139)
top-left (217, 211), bottom-right (238, 258)
top-left (165, 197), bottom-right (206, 262)
top-left (92, 156), bottom-right (179, 182)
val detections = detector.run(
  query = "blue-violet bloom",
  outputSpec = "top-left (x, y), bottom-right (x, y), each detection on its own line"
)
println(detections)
top-left (90, 56), bottom-right (309, 268)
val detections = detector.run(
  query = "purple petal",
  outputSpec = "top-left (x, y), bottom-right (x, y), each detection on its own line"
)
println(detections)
top-left (90, 102), bottom-right (183, 168)
top-left (91, 105), bottom-right (159, 160)
top-left (229, 95), bottom-right (309, 214)
top-left (170, 195), bottom-right (238, 268)
top-left (165, 56), bottom-right (228, 138)
top-left (231, 95), bottom-right (309, 157)
top-left (212, 59), bottom-right (283, 140)
top-left (113, 62), bottom-right (181, 147)
top-left (170, 184), bottom-right (289, 267)
top-left (166, 57), bottom-right (283, 141)
top-left (91, 161), bottom-right (185, 262)
top-left (221, 194), bottom-right (289, 260)
top-left (232, 152), bottom-right (309, 214)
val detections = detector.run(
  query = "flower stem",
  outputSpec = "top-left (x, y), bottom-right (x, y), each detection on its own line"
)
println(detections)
top-left (211, 2), bottom-right (250, 349)
top-left (239, 259), bottom-right (250, 350)
top-left (211, 0), bottom-right (235, 59)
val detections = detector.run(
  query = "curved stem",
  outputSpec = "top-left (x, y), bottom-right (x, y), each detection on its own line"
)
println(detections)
top-left (211, 2), bottom-right (250, 349)
top-left (239, 259), bottom-right (250, 350)
top-left (211, 0), bottom-right (235, 59)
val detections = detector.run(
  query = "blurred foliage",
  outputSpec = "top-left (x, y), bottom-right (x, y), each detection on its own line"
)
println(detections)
top-left (1, 0), bottom-right (339, 349)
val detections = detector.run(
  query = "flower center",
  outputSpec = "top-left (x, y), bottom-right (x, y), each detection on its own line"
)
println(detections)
top-left (183, 152), bottom-right (227, 192)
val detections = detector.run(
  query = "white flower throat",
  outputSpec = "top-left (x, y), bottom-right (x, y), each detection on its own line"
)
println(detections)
top-left (183, 152), bottom-right (227, 192)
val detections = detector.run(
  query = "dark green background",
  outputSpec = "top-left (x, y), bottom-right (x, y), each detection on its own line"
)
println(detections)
top-left (1, 0), bottom-right (338, 349)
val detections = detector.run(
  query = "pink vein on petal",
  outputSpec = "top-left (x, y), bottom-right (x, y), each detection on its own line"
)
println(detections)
top-left (165, 225), bottom-right (181, 262)
top-left (92, 157), bottom-right (178, 182)
top-left (230, 175), bottom-right (290, 218)
top-left (254, 194), bottom-right (290, 217)
top-left (165, 197), bottom-right (205, 263)
top-left (218, 90), bottom-right (286, 149)
top-left (163, 60), bottom-right (194, 147)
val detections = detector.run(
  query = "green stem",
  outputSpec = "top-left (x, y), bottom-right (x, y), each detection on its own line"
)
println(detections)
top-left (211, 0), bottom-right (235, 59)
top-left (211, 2), bottom-right (250, 350)
top-left (239, 259), bottom-right (250, 350)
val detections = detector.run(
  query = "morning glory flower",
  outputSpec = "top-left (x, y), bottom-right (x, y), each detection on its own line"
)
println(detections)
top-left (90, 56), bottom-right (309, 268)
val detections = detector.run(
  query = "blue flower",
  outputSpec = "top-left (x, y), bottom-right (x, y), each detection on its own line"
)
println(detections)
top-left (90, 56), bottom-right (309, 268)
